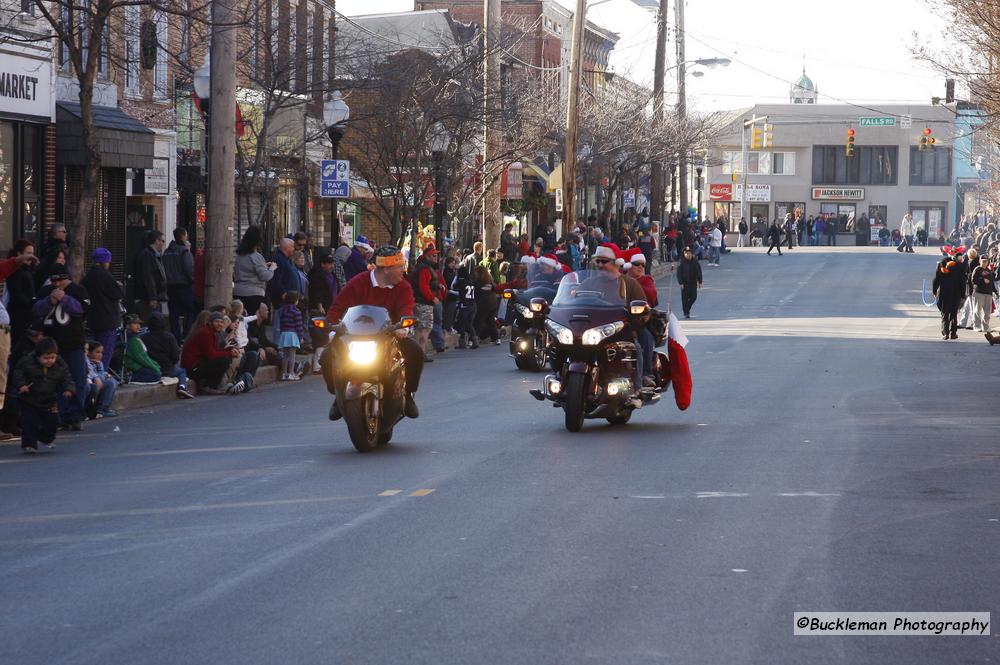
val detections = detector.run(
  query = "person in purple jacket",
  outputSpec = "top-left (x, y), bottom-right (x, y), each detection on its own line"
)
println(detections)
top-left (344, 236), bottom-right (373, 282)
top-left (32, 265), bottom-right (90, 431)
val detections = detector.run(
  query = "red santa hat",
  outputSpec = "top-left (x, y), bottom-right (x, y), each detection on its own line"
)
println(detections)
top-left (519, 255), bottom-right (537, 264)
top-left (621, 248), bottom-right (646, 271)
top-left (594, 243), bottom-right (624, 265)
top-left (538, 254), bottom-right (561, 269)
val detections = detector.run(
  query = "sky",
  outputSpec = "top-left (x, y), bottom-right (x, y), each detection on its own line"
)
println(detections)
top-left (336, 0), bottom-right (952, 113)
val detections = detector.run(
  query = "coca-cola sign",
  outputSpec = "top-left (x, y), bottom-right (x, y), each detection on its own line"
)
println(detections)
top-left (709, 184), bottom-right (733, 200)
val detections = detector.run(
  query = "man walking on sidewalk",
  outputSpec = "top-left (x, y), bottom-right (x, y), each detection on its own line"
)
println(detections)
top-left (766, 220), bottom-right (784, 256)
top-left (898, 213), bottom-right (916, 253)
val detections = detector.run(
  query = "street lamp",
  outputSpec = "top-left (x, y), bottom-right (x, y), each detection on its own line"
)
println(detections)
top-left (429, 121), bottom-right (451, 250)
top-left (323, 91), bottom-right (350, 247)
top-left (193, 55), bottom-right (211, 251)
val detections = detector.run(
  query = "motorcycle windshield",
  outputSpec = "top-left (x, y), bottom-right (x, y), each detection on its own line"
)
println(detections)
top-left (340, 305), bottom-right (391, 335)
top-left (552, 270), bottom-right (627, 309)
top-left (525, 263), bottom-right (564, 289)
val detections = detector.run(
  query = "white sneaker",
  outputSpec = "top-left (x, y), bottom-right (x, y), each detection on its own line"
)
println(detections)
top-left (160, 376), bottom-right (179, 386)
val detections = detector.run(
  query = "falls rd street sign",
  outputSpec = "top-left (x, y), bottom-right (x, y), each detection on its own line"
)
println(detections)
top-left (859, 117), bottom-right (896, 127)
top-left (320, 159), bottom-right (350, 198)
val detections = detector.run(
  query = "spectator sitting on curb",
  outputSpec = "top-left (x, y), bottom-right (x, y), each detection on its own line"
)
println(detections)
top-left (11, 337), bottom-right (75, 454)
top-left (181, 311), bottom-right (240, 394)
top-left (123, 314), bottom-right (162, 384)
top-left (84, 341), bottom-right (118, 419)
top-left (142, 312), bottom-right (195, 398)
top-left (223, 300), bottom-right (261, 394)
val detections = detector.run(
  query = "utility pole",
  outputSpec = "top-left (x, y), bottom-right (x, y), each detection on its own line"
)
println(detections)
top-left (563, 0), bottom-right (587, 235)
top-left (483, 0), bottom-right (502, 247)
top-left (205, 0), bottom-right (237, 307)
top-left (650, 0), bottom-right (668, 224)
top-left (675, 0), bottom-right (688, 215)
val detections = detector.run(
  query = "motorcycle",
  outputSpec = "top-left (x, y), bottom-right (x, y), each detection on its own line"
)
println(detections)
top-left (529, 270), bottom-right (669, 432)
top-left (503, 284), bottom-right (557, 371)
top-left (316, 306), bottom-right (416, 453)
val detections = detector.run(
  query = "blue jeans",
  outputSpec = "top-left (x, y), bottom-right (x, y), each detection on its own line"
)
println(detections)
top-left (58, 348), bottom-right (88, 425)
top-left (431, 301), bottom-right (445, 350)
top-left (130, 366), bottom-right (162, 383)
top-left (161, 365), bottom-right (189, 389)
top-left (708, 246), bottom-right (720, 264)
top-left (88, 376), bottom-right (119, 414)
top-left (93, 328), bottom-right (119, 372)
top-left (168, 286), bottom-right (196, 341)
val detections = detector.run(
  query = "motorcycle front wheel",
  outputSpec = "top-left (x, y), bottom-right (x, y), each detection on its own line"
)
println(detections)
top-left (344, 394), bottom-right (380, 453)
top-left (564, 373), bottom-right (587, 432)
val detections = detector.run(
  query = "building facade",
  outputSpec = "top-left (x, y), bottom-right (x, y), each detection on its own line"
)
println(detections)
top-left (705, 102), bottom-right (956, 237)
top-left (0, 4), bottom-right (57, 253)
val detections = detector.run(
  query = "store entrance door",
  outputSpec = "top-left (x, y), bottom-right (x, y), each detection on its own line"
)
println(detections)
top-left (910, 206), bottom-right (945, 242)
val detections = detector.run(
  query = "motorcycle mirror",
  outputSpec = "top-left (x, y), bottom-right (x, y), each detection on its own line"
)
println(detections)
top-left (399, 316), bottom-right (417, 329)
top-left (529, 297), bottom-right (548, 313)
top-left (629, 300), bottom-right (649, 316)
top-left (503, 289), bottom-right (514, 300)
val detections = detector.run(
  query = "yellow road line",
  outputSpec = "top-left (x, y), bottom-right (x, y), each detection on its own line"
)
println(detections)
top-left (410, 489), bottom-right (435, 497)
top-left (378, 490), bottom-right (402, 496)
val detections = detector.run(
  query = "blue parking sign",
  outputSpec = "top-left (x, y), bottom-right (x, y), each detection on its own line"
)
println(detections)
top-left (320, 159), bottom-right (350, 198)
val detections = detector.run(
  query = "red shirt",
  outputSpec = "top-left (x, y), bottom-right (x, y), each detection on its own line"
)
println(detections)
top-left (637, 274), bottom-right (658, 307)
top-left (180, 324), bottom-right (231, 370)
top-left (0, 258), bottom-right (19, 282)
top-left (327, 270), bottom-right (416, 324)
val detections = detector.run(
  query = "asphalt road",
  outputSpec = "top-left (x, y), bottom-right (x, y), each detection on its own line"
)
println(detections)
top-left (2, 245), bottom-right (998, 664)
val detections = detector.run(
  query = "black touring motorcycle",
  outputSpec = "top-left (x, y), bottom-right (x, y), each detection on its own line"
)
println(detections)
top-left (529, 270), bottom-right (670, 432)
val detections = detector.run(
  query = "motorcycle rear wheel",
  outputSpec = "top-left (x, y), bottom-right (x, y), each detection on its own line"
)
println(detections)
top-left (564, 373), bottom-right (587, 432)
top-left (344, 394), bottom-right (380, 453)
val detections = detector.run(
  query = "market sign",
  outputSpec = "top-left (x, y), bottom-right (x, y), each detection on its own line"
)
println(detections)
top-left (812, 187), bottom-right (865, 200)
top-left (859, 116), bottom-right (895, 127)
top-left (709, 183), bottom-right (771, 202)
top-left (144, 157), bottom-right (170, 194)
top-left (0, 53), bottom-right (53, 120)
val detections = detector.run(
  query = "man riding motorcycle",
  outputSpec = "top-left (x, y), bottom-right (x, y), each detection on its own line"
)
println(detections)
top-left (589, 244), bottom-right (657, 388)
top-left (324, 246), bottom-right (423, 420)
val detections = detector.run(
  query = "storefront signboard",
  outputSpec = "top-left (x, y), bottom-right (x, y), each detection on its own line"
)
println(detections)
top-left (709, 183), bottom-right (771, 202)
top-left (144, 158), bottom-right (170, 194)
top-left (811, 187), bottom-right (865, 200)
top-left (0, 54), bottom-right (53, 120)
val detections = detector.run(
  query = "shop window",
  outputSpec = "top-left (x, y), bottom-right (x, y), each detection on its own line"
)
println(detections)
top-left (154, 11), bottom-right (169, 98)
top-left (772, 152), bottom-right (795, 175)
top-left (908, 147), bottom-right (951, 186)
top-left (0, 123), bottom-right (14, 251)
top-left (125, 6), bottom-right (141, 96)
top-left (813, 146), bottom-right (897, 185)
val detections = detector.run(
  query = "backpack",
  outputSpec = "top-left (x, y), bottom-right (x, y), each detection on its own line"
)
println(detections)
top-left (162, 245), bottom-right (191, 288)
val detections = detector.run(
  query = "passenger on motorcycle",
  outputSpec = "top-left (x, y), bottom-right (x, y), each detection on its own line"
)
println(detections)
top-left (590, 244), bottom-right (657, 387)
top-left (529, 254), bottom-right (564, 288)
top-left (324, 246), bottom-right (423, 420)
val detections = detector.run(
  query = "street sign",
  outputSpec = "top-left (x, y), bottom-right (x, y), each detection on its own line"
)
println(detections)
top-left (321, 180), bottom-right (349, 197)
top-left (320, 159), bottom-right (350, 198)
top-left (859, 116), bottom-right (896, 127)
top-left (624, 189), bottom-right (635, 207)
top-left (555, 188), bottom-right (563, 212)
top-left (900, 114), bottom-right (913, 129)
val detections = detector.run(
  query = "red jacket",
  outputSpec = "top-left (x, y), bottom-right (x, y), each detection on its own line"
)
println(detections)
top-left (416, 265), bottom-right (446, 302)
top-left (0, 258), bottom-right (19, 282)
top-left (327, 271), bottom-right (415, 324)
top-left (181, 324), bottom-right (231, 370)
top-left (637, 274), bottom-right (658, 307)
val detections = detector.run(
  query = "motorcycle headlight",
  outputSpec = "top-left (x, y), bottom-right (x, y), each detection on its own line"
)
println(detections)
top-left (513, 303), bottom-right (533, 319)
top-left (347, 341), bottom-right (378, 365)
top-left (545, 320), bottom-right (573, 345)
top-left (581, 321), bottom-right (624, 346)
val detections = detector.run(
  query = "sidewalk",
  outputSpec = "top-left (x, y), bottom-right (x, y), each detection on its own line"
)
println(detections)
top-left (105, 260), bottom-right (677, 414)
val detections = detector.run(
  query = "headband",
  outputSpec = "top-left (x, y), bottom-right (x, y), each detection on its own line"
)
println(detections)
top-left (375, 253), bottom-right (405, 268)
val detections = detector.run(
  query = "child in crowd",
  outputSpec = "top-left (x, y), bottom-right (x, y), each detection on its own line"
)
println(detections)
top-left (123, 314), bottom-right (162, 384)
top-left (85, 341), bottom-right (118, 418)
top-left (141, 312), bottom-right (195, 398)
top-left (11, 337), bottom-right (75, 453)
top-left (276, 291), bottom-right (307, 381)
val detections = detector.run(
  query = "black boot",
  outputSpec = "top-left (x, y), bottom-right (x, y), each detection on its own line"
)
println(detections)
top-left (404, 393), bottom-right (420, 419)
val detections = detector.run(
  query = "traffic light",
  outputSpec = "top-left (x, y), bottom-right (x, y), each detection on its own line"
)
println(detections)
top-left (763, 123), bottom-right (773, 148)
top-left (845, 127), bottom-right (856, 157)
top-left (750, 125), bottom-right (764, 150)
top-left (919, 127), bottom-right (935, 151)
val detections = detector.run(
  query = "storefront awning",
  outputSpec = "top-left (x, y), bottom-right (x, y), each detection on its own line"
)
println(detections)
top-left (56, 102), bottom-right (155, 169)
